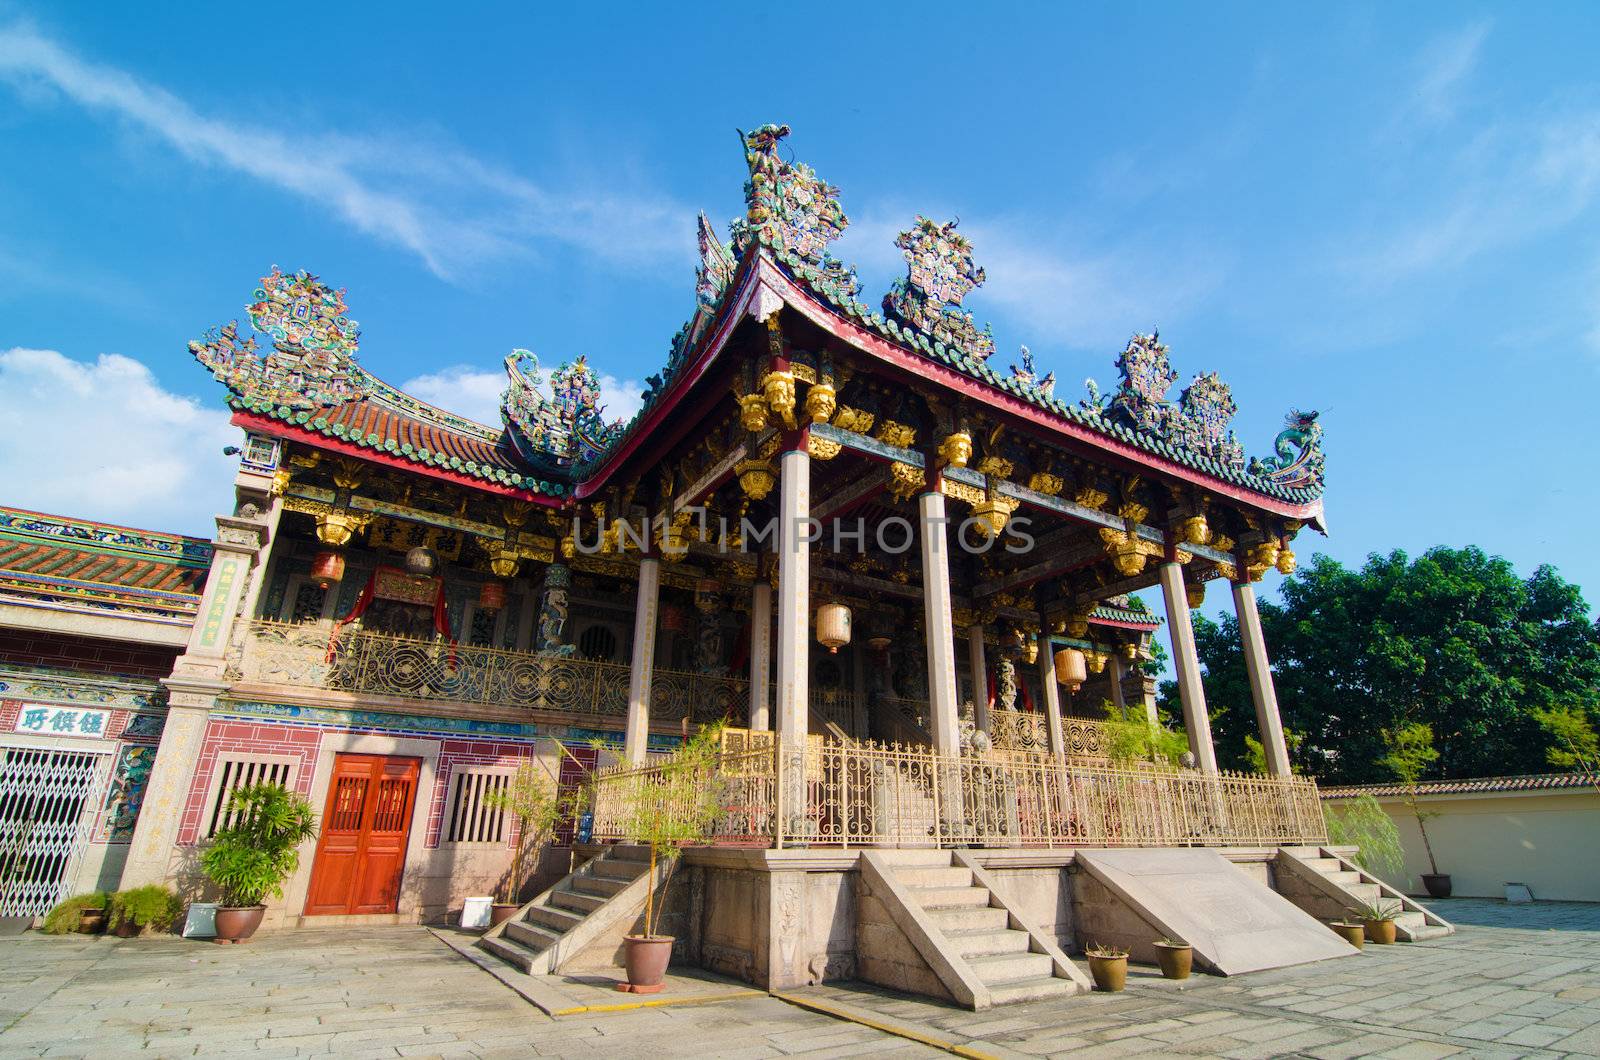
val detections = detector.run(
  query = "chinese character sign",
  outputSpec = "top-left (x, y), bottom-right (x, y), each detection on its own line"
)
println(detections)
top-left (13, 705), bottom-right (111, 738)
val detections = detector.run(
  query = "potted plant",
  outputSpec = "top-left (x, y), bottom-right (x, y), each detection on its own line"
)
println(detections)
top-left (42, 892), bottom-right (108, 935)
top-left (1381, 721), bottom-right (1449, 897)
top-left (1085, 943), bottom-right (1129, 991)
top-left (200, 781), bottom-right (319, 943)
top-left (1352, 898), bottom-right (1402, 945)
top-left (1153, 936), bottom-right (1192, 980)
top-left (481, 759), bottom-right (567, 926)
top-left (612, 724), bottom-right (726, 993)
top-left (1329, 920), bottom-right (1365, 948)
top-left (108, 885), bottom-right (182, 937)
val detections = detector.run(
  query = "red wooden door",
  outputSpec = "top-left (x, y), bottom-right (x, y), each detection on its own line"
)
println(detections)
top-left (304, 755), bottom-right (420, 916)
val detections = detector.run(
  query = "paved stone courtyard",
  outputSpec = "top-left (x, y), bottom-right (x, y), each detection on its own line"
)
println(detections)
top-left (0, 898), bottom-right (1594, 1058)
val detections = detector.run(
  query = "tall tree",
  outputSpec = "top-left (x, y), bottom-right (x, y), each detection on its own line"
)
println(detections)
top-left (1165, 547), bottom-right (1600, 784)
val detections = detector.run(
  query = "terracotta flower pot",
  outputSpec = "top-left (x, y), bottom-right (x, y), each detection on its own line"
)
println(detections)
top-left (1363, 918), bottom-right (1397, 945)
top-left (77, 909), bottom-right (107, 935)
top-left (214, 905), bottom-right (266, 944)
top-left (1087, 953), bottom-right (1128, 992)
top-left (1331, 922), bottom-right (1365, 949)
top-left (1154, 943), bottom-right (1192, 980)
top-left (621, 935), bottom-right (674, 993)
top-left (1420, 873), bottom-right (1452, 899)
top-left (489, 903), bottom-right (521, 927)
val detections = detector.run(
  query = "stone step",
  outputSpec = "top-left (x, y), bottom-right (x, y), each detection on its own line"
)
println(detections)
top-left (928, 906), bottom-right (1010, 933)
top-left (607, 844), bottom-right (653, 862)
top-left (1395, 911), bottom-right (1427, 929)
top-left (592, 857), bottom-right (650, 880)
top-left (892, 866), bottom-right (972, 889)
top-left (572, 874), bottom-right (631, 898)
top-left (986, 975), bottom-right (1077, 1005)
top-left (947, 928), bottom-right (1031, 958)
top-left (504, 919), bottom-right (563, 952)
top-left (1301, 857), bottom-right (1344, 874)
top-left (527, 904), bottom-right (584, 934)
top-left (874, 849), bottom-right (954, 867)
top-left (1344, 882), bottom-right (1381, 904)
top-left (479, 933), bottom-right (538, 974)
top-left (549, 889), bottom-right (606, 915)
top-left (910, 885), bottom-right (991, 908)
top-left (1324, 870), bottom-right (1362, 885)
top-left (968, 951), bottom-right (1054, 984)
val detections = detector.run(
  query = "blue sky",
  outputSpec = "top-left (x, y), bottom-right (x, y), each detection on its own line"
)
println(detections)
top-left (2, 2), bottom-right (1598, 626)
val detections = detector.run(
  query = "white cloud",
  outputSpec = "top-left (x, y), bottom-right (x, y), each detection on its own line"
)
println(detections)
top-left (1407, 21), bottom-right (1491, 126)
top-left (0, 348), bottom-right (237, 536)
top-left (401, 365), bottom-right (506, 426)
top-left (399, 364), bottom-right (644, 427)
top-left (0, 23), bottom-right (694, 280)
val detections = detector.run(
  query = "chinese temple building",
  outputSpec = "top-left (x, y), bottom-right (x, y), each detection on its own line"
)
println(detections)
top-left (5, 124), bottom-right (1439, 1003)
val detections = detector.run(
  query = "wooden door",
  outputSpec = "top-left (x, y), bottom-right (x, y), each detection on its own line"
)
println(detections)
top-left (304, 754), bottom-right (420, 916)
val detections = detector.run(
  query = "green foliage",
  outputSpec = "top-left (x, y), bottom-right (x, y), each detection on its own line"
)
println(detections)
top-left (42, 892), bottom-right (108, 935)
top-left (1324, 795), bottom-right (1405, 881)
top-left (109, 885), bottom-right (182, 933)
top-left (1244, 731), bottom-right (1305, 775)
top-left (616, 723), bottom-right (727, 938)
top-left (1085, 943), bottom-right (1129, 958)
top-left (1171, 548), bottom-right (1600, 783)
top-left (1100, 701), bottom-right (1189, 766)
top-left (1532, 705), bottom-right (1600, 775)
top-left (482, 759), bottom-right (569, 905)
top-left (1379, 721), bottom-right (1438, 787)
top-left (200, 782), bottom-right (320, 908)
top-left (1349, 897), bottom-right (1402, 922)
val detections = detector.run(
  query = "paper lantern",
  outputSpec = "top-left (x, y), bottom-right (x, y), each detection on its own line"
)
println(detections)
top-left (478, 581), bottom-right (508, 612)
top-left (405, 546), bottom-right (439, 576)
top-left (1054, 648), bottom-right (1087, 692)
top-left (817, 603), bottom-right (852, 654)
top-left (310, 549), bottom-right (345, 590)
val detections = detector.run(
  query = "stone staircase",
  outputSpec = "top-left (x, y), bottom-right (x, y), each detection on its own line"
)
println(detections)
top-left (863, 850), bottom-right (1089, 1008)
top-left (1277, 847), bottom-right (1454, 942)
top-left (479, 844), bottom-right (655, 975)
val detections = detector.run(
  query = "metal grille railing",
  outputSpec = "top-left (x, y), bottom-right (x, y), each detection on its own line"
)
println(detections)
top-left (239, 620), bottom-right (747, 723)
top-left (989, 709), bottom-right (1110, 759)
top-left (589, 735), bottom-right (1327, 850)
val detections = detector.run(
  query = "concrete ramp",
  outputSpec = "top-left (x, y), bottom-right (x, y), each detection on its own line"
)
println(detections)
top-left (1074, 848), bottom-right (1357, 976)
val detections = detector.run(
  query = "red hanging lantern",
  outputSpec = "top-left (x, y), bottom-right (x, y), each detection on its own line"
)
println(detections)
top-left (311, 549), bottom-right (345, 590)
top-left (478, 580), bottom-right (508, 612)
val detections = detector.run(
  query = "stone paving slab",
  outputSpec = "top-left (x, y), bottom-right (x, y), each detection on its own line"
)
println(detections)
top-left (795, 899), bottom-right (1600, 1059)
top-left (2, 899), bottom-right (1598, 1058)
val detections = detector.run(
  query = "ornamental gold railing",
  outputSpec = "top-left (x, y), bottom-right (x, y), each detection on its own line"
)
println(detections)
top-left (238, 620), bottom-right (747, 723)
top-left (989, 709), bottom-right (1110, 760)
top-left (588, 735), bottom-right (1327, 850)
top-left (589, 745), bottom-right (777, 846)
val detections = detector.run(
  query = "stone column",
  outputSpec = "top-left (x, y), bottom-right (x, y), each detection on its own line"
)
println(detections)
top-left (917, 491), bottom-right (960, 755)
top-left (121, 511), bottom-right (269, 887)
top-left (749, 580), bottom-right (772, 730)
top-left (1158, 561), bottom-right (1218, 774)
top-left (623, 557), bottom-right (660, 766)
top-left (1039, 640), bottom-right (1066, 764)
top-left (1233, 579), bottom-right (1292, 777)
top-left (966, 625), bottom-right (989, 733)
top-left (1108, 653), bottom-right (1128, 716)
top-left (774, 445), bottom-right (811, 838)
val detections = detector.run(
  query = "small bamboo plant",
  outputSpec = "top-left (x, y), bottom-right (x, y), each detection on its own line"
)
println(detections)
top-left (1084, 942), bottom-right (1129, 958)
top-left (1350, 898), bottom-right (1402, 924)
top-left (481, 760), bottom-right (569, 908)
top-left (618, 723), bottom-right (727, 941)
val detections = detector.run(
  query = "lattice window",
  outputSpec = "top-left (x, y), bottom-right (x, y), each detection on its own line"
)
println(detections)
top-left (444, 768), bottom-right (511, 845)
top-left (577, 625), bottom-right (618, 661)
top-left (287, 581), bottom-right (327, 624)
top-left (203, 756), bottom-right (298, 838)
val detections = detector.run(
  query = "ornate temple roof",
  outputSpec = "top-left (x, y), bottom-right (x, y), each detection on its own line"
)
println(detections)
top-left (0, 506), bottom-right (211, 623)
top-left (189, 127), bottom-right (1325, 515)
top-left (1321, 772), bottom-right (1598, 798)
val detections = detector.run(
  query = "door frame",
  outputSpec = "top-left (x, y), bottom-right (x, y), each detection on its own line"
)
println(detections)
top-left (280, 733), bottom-right (441, 921)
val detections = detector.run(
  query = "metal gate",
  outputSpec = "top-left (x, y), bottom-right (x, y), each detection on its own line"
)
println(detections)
top-left (0, 745), bottom-right (113, 917)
